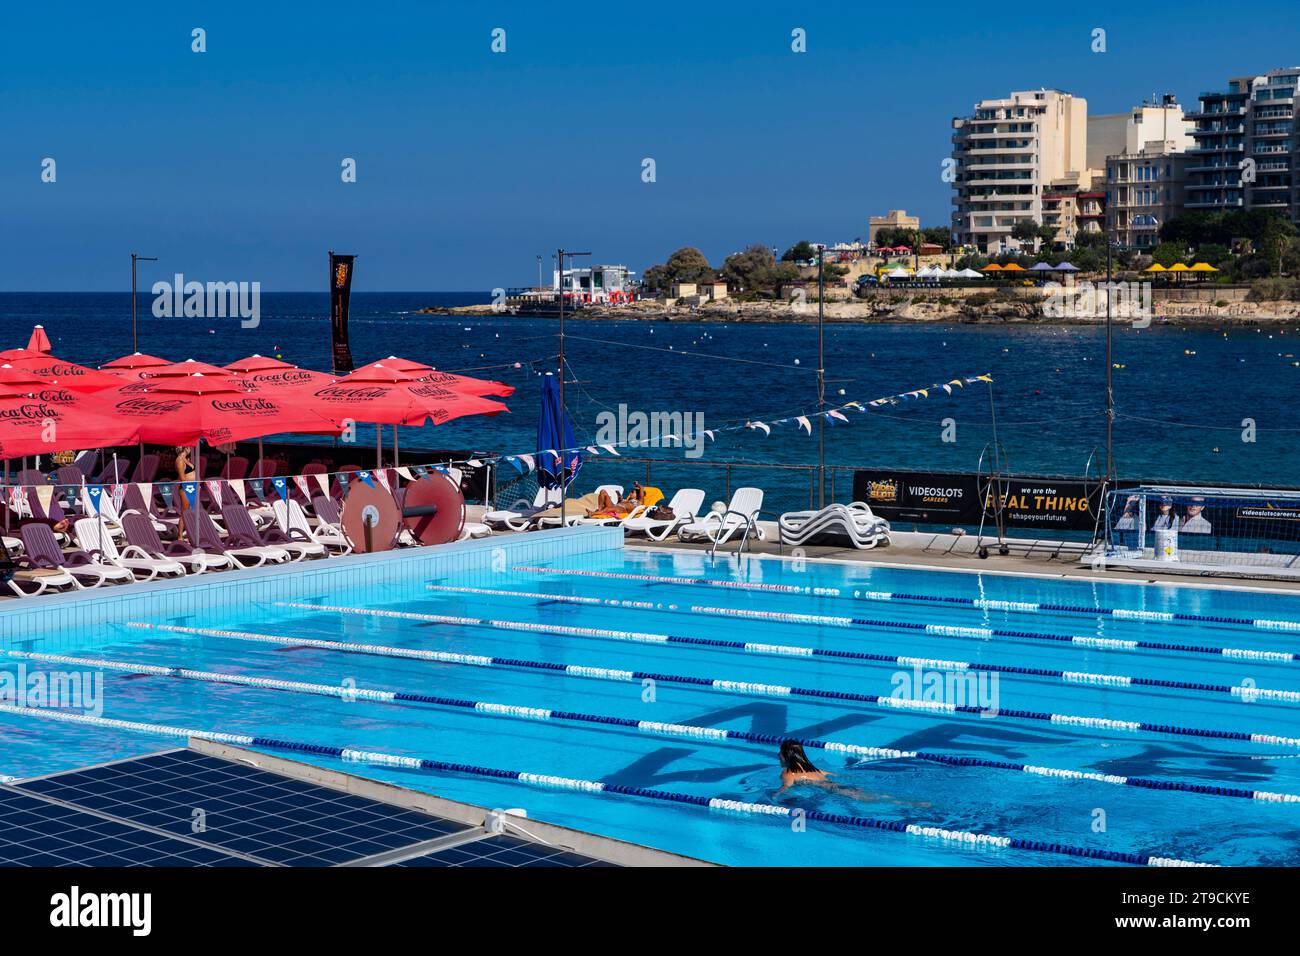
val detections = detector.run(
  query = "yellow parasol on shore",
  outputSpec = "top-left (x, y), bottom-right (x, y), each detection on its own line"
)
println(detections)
top-left (1144, 263), bottom-right (1167, 272)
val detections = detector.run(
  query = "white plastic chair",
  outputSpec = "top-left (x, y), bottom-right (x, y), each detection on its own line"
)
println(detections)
top-left (677, 487), bottom-right (765, 546)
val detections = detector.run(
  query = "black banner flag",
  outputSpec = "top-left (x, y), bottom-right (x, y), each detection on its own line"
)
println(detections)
top-left (329, 251), bottom-right (357, 374)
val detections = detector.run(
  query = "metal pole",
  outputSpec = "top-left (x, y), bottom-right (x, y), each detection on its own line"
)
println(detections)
top-left (1105, 241), bottom-right (1115, 482)
top-left (131, 253), bottom-right (157, 353)
top-left (131, 254), bottom-right (138, 353)
top-left (817, 246), bottom-right (826, 509)
top-left (558, 248), bottom-right (566, 529)
top-left (555, 248), bottom-right (590, 529)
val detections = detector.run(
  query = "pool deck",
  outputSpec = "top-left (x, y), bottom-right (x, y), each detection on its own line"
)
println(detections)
top-left (627, 525), bottom-right (1300, 595)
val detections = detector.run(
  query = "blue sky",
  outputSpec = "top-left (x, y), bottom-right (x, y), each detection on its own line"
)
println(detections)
top-left (2, 1), bottom-right (1296, 290)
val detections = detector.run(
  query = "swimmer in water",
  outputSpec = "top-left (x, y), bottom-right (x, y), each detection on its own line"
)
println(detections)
top-left (773, 740), bottom-right (931, 808)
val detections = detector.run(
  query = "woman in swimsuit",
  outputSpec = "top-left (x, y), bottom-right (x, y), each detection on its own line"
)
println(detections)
top-left (773, 740), bottom-right (930, 808)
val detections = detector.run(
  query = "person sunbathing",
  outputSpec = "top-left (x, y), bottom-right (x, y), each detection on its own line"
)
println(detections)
top-left (585, 483), bottom-right (644, 519)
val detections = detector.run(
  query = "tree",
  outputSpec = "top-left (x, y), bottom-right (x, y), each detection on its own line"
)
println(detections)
top-left (921, 227), bottom-right (951, 249)
top-left (1068, 246), bottom-right (1103, 273)
top-left (781, 240), bottom-right (817, 262)
top-left (1149, 241), bottom-right (1185, 268)
top-left (1010, 220), bottom-right (1039, 244)
top-left (640, 264), bottom-right (670, 294)
top-left (722, 244), bottom-right (793, 294)
top-left (663, 246), bottom-right (716, 284)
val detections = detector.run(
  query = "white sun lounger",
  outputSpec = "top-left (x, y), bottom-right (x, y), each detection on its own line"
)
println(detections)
top-left (778, 502), bottom-right (891, 549)
top-left (74, 518), bottom-right (187, 580)
top-left (483, 486), bottom-right (565, 531)
top-left (537, 485), bottom-right (624, 528)
top-left (272, 499), bottom-right (353, 555)
top-left (620, 489), bottom-right (706, 540)
top-left (5, 567), bottom-right (79, 598)
top-left (677, 487), bottom-right (765, 546)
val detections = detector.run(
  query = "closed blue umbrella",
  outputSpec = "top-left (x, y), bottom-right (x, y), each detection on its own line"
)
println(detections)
top-left (536, 372), bottom-right (580, 490)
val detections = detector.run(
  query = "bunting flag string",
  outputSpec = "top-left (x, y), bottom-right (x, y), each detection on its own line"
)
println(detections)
top-left (0, 374), bottom-right (991, 501)
top-left (488, 372), bottom-right (992, 474)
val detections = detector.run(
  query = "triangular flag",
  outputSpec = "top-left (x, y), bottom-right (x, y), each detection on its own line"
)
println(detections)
top-left (313, 473), bottom-right (330, 498)
top-left (747, 421), bottom-right (771, 436)
top-left (796, 416), bottom-right (811, 434)
top-left (599, 444), bottom-right (620, 457)
top-left (396, 466), bottom-right (414, 481)
top-left (518, 454), bottom-right (535, 471)
top-left (271, 476), bottom-right (290, 500)
top-left (293, 475), bottom-right (311, 498)
top-left (83, 485), bottom-right (105, 514)
top-left (374, 470), bottom-right (391, 492)
top-left (138, 482), bottom-right (152, 505)
top-left (205, 479), bottom-right (224, 504)
top-left (828, 410), bottom-right (848, 423)
top-left (230, 479), bottom-right (248, 504)
top-left (356, 470), bottom-right (376, 488)
top-left (34, 485), bottom-right (55, 516)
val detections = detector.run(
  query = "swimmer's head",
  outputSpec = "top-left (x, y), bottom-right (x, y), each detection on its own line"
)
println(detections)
top-left (779, 740), bottom-right (818, 773)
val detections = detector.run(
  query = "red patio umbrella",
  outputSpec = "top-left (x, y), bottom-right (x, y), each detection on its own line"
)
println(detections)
top-left (305, 378), bottom-right (508, 427)
top-left (224, 356), bottom-right (334, 393)
top-left (224, 355), bottom-right (293, 373)
top-left (0, 387), bottom-right (141, 460)
top-left (101, 352), bottom-right (172, 373)
top-left (100, 374), bottom-right (340, 446)
top-left (26, 326), bottom-right (52, 353)
top-left (5, 354), bottom-right (123, 392)
top-left (352, 357), bottom-right (514, 397)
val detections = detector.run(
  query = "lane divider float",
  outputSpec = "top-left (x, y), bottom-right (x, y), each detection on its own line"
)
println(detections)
top-left (29, 643), bottom-right (1300, 806)
top-left (512, 564), bottom-right (1300, 635)
top-left (268, 603), bottom-right (1300, 750)
top-left (0, 701), bottom-right (1214, 867)
top-left (422, 585), bottom-right (1300, 705)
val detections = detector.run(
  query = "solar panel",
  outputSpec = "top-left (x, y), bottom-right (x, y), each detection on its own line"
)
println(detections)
top-left (0, 785), bottom-right (255, 867)
top-left (393, 833), bottom-right (619, 868)
top-left (3, 748), bottom-right (621, 868)
top-left (18, 750), bottom-right (470, 867)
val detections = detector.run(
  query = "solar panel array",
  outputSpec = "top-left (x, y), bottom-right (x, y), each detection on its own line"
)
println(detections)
top-left (1, 749), bottom-right (620, 868)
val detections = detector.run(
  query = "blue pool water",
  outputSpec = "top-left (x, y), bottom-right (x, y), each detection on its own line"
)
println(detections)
top-left (4, 547), bottom-right (1300, 866)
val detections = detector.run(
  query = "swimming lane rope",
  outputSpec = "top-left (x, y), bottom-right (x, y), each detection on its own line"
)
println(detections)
top-left (0, 701), bottom-right (1213, 867)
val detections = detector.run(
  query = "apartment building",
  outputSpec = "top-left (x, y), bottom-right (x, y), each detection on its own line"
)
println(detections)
top-left (951, 89), bottom-right (1088, 253)
top-left (1087, 100), bottom-right (1194, 169)
top-left (1186, 68), bottom-right (1299, 220)
top-left (1106, 149), bottom-right (1192, 249)
top-left (1101, 99), bottom-right (1195, 249)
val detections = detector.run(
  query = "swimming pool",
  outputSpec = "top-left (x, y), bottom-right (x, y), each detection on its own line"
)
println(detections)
top-left (4, 537), bottom-right (1300, 867)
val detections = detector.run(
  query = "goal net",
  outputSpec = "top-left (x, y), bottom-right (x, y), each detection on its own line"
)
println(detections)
top-left (1101, 485), bottom-right (1300, 578)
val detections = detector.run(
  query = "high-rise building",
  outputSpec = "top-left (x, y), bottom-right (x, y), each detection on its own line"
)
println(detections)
top-left (1186, 68), bottom-right (1299, 220)
top-left (1103, 98), bottom-right (1195, 250)
top-left (1087, 101), bottom-right (1194, 169)
top-left (951, 90), bottom-right (1088, 253)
